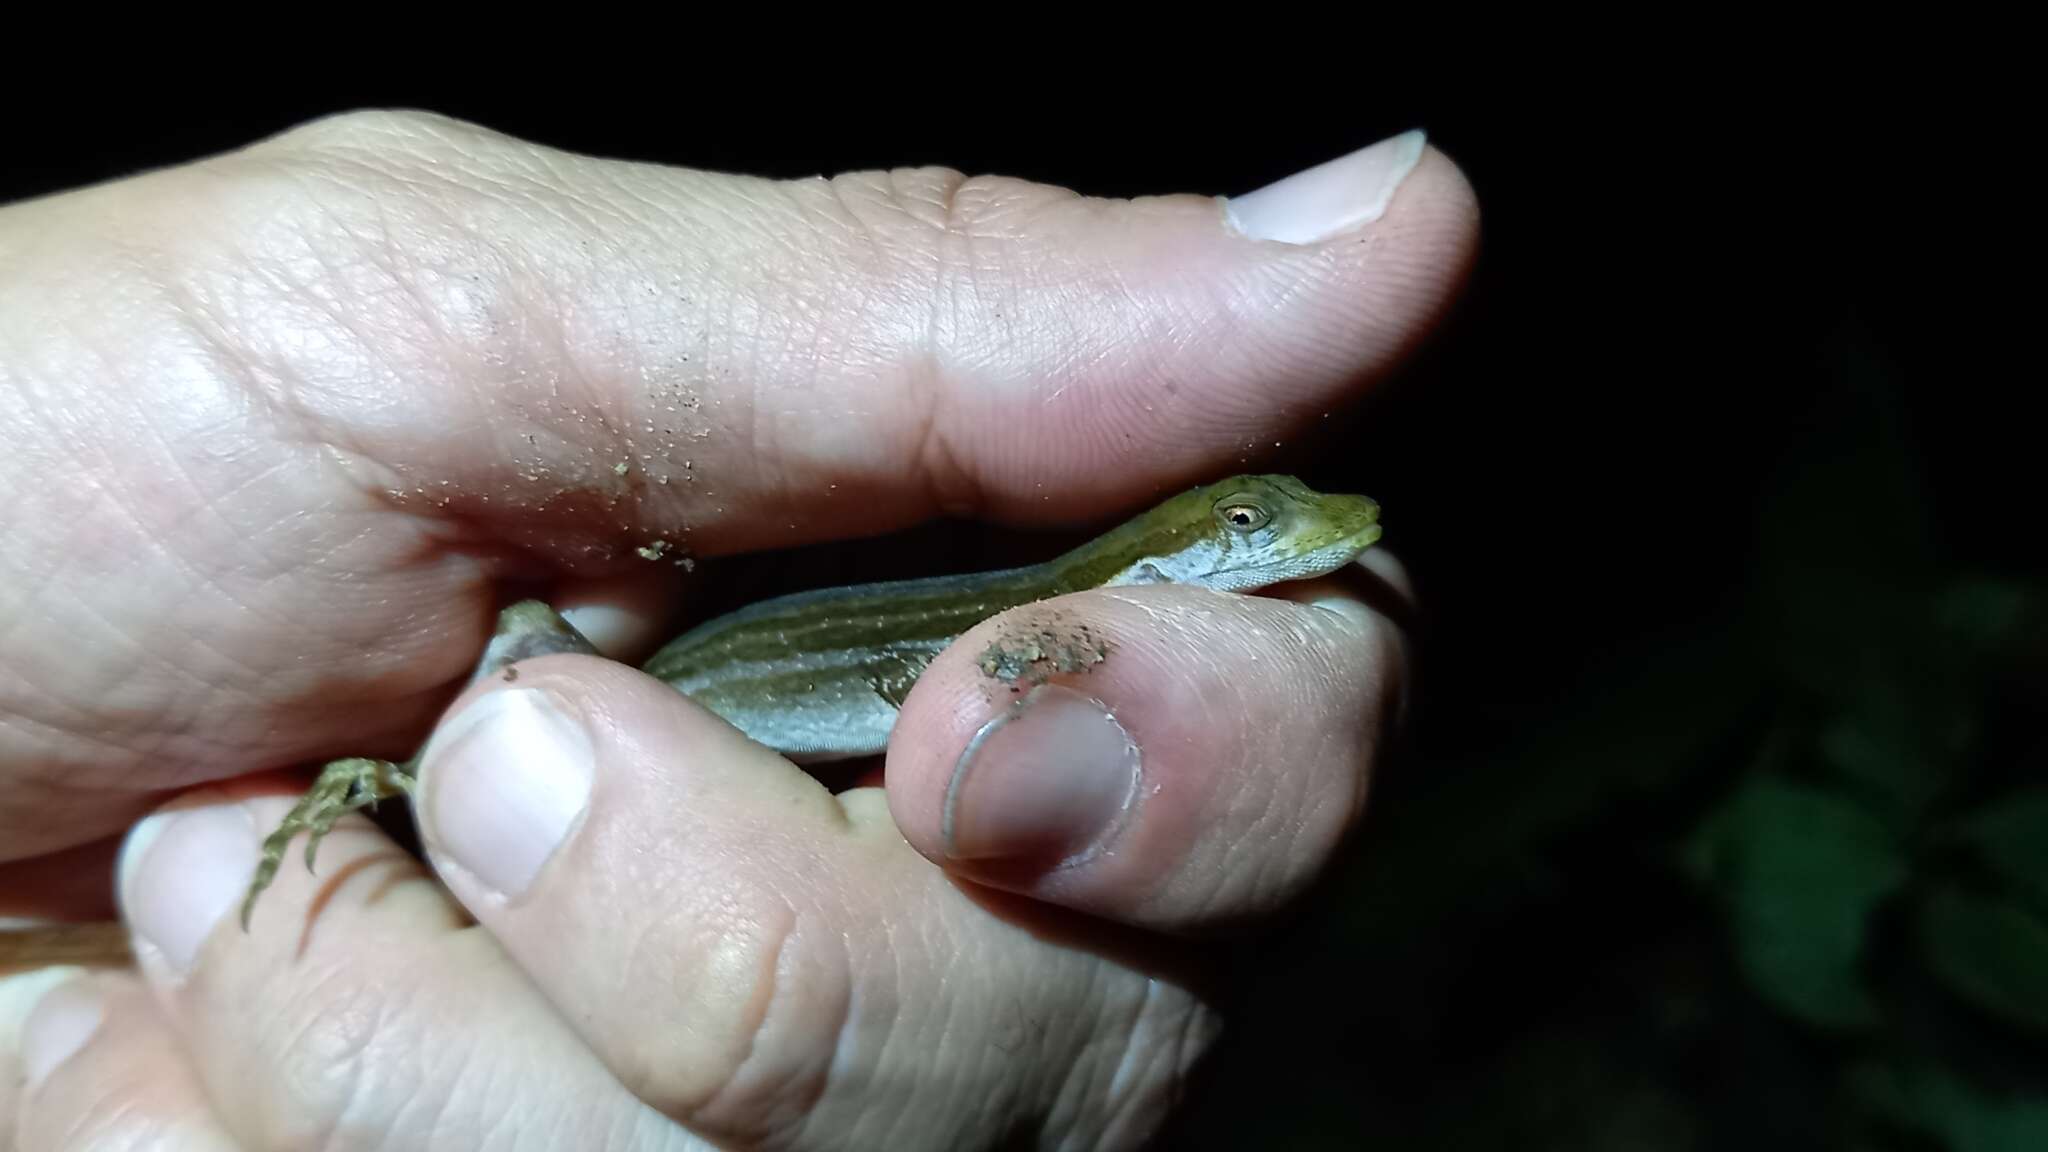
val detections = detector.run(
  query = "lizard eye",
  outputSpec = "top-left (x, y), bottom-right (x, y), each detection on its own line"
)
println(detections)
top-left (1217, 501), bottom-right (1270, 532)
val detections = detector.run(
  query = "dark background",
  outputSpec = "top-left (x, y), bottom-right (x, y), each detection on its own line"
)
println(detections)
top-left (6, 74), bottom-right (2034, 1149)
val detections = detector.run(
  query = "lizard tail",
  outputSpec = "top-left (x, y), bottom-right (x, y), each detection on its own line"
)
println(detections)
top-left (0, 923), bottom-right (133, 975)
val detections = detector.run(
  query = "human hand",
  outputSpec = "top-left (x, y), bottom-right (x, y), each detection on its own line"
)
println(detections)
top-left (1, 112), bottom-right (1474, 1149)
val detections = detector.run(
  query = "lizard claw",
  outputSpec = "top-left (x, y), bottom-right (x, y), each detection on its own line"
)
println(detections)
top-left (241, 757), bottom-right (416, 931)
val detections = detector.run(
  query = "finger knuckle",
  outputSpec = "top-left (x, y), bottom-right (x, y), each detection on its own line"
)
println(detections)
top-left (235, 965), bottom-right (443, 1152)
top-left (610, 894), bottom-right (850, 1140)
top-left (257, 107), bottom-right (484, 158)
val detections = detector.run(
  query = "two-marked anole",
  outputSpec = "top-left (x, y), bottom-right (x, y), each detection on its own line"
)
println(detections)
top-left (0, 474), bottom-right (1379, 969)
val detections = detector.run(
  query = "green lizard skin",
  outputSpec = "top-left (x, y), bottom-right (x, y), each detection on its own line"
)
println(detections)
top-left (236, 474), bottom-right (1381, 928)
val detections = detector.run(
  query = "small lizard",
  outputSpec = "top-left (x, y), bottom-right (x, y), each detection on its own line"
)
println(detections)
top-left (0, 474), bottom-right (1380, 964)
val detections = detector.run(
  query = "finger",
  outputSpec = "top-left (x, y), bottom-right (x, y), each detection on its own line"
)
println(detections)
top-left (39, 111), bottom-right (1474, 554)
top-left (1346, 544), bottom-right (1422, 622)
top-left (4, 969), bottom-right (239, 1151)
top-left (1, 966), bottom-right (81, 1140)
top-left (409, 655), bottom-right (1213, 1148)
top-left (112, 788), bottom-right (688, 1150)
top-left (885, 558), bottom-right (1409, 930)
top-left (552, 565), bottom-right (690, 662)
top-left (118, 780), bottom-right (463, 979)
top-left (0, 113), bottom-right (1469, 864)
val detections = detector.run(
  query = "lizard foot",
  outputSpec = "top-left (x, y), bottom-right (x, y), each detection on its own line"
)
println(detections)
top-left (234, 601), bottom-right (595, 932)
top-left (241, 756), bottom-right (416, 930)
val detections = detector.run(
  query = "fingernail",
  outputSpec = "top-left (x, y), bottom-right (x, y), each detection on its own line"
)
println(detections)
top-left (1225, 128), bottom-right (1427, 244)
top-left (420, 687), bottom-right (593, 899)
top-left (20, 976), bottom-right (101, 1090)
top-left (118, 793), bottom-right (259, 976)
top-left (0, 966), bottom-right (85, 1053)
top-left (944, 685), bottom-right (1141, 865)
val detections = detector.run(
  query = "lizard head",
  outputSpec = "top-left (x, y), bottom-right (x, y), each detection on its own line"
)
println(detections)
top-left (1097, 474), bottom-right (1382, 594)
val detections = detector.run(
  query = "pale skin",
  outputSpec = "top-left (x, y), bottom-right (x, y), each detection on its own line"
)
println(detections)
top-left (0, 112), bottom-right (1478, 1150)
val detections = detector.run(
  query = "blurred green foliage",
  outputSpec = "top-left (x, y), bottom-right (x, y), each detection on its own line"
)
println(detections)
top-left (1176, 322), bottom-right (2043, 1149)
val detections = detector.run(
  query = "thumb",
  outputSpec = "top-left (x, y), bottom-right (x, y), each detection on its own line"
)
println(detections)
top-left (0, 113), bottom-right (1475, 862)
top-left (126, 112), bottom-right (1476, 552)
